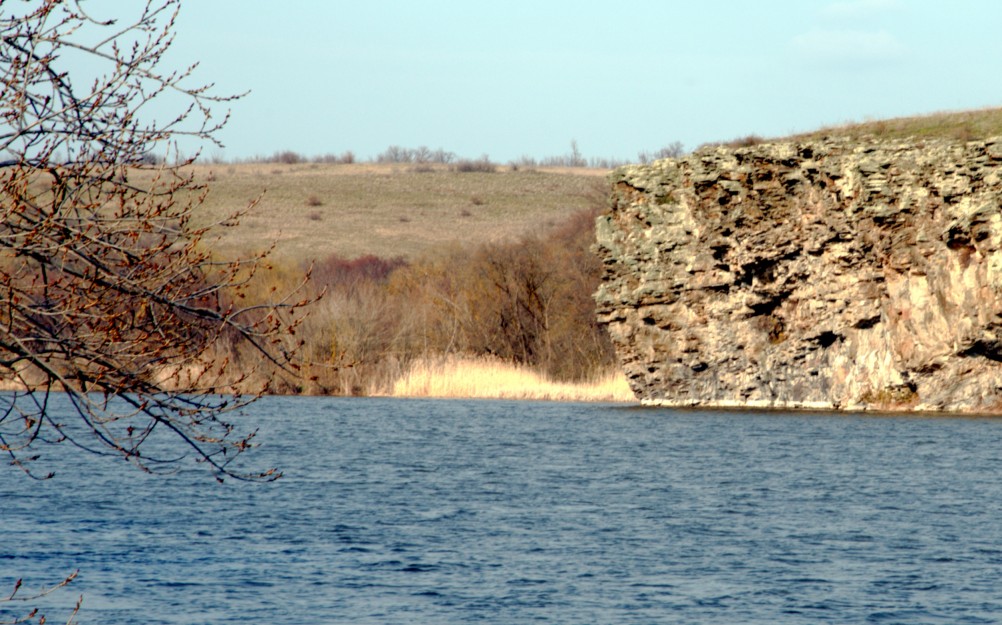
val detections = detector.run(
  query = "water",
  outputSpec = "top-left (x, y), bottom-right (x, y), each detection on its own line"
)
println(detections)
top-left (4, 396), bottom-right (1002, 624)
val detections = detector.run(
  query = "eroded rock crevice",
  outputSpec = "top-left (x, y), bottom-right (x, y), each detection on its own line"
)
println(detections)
top-left (594, 136), bottom-right (1002, 412)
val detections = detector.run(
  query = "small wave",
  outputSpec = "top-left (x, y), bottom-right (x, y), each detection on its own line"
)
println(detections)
top-left (400, 563), bottom-right (438, 573)
top-left (506, 578), bottom-right (548, 586)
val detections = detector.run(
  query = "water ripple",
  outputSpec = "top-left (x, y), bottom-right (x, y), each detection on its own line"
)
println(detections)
top-left (5, 397), bottom-right (1002, 624)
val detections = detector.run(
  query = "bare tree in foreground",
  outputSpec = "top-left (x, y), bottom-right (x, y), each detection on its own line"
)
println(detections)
top-left (0, 0), bottom-right (310, 482)
top-left (1, 1), bottom-right (312, 620)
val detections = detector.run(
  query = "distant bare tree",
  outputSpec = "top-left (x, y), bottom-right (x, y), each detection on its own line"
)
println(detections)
top-left (376, 145), bottom-right (455, 164)
top-left (637, 141), bottom-right (685, 164)
top-left (377, 145), bottom-right (411, 163)
top-left (0, 0), bottom-right (310, 484)
top-left (569, 139), bottom-right (585, 167)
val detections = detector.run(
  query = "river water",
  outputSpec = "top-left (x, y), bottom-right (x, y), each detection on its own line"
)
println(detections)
top-left (4, 396), bottom-right (1002, 624)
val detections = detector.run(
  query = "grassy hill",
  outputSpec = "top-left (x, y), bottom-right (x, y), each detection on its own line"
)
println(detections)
top-left (180, 163), bottom-right (607, 265)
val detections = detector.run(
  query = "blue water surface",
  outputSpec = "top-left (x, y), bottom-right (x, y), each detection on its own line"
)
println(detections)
top-left (3, 396), bottom-right (1002, 624)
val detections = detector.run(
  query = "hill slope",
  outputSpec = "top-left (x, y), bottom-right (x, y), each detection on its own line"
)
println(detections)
top-left (181, 163), bottom-right (606, 264)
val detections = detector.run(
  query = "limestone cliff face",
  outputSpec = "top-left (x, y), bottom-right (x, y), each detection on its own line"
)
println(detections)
top-left (594, 137), bottom-right (1002, 412)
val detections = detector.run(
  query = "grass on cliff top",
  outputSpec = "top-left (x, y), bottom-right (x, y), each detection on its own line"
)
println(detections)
top-left (791, 106), bottom-right (1002, 144)
top-left (712, 107), bottom-right (1002, 149)
top-left (166, 163), bottom-right (606, 264)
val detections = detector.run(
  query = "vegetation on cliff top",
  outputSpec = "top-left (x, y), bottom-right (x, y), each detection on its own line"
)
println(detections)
top-left (798, 106), bottom-right (1002, 143)
top-left (717, 106), bottom-right (1002, 148)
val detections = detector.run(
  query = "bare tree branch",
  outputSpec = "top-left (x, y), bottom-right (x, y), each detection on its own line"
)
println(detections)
top-left (0, 0), bottom-right (312, 482)
top-left (0, 571), bottom-right (80, 625)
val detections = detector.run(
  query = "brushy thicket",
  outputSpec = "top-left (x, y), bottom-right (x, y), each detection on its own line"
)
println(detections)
top-left (286, 207), bottom-right (617, 395)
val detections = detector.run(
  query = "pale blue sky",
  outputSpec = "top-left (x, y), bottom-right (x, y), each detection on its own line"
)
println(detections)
top-left (160, 0), bottom-right (1002, 162)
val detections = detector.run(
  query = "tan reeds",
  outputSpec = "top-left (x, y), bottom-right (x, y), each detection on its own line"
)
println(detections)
top-left (388, 355), bottom-right (636, 403)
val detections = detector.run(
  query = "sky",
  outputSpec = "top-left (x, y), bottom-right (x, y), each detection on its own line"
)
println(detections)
top-left (147, 0), bottom-right (1002, 162)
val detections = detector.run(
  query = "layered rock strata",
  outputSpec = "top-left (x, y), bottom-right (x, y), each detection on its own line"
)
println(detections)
top-left (594, 137), bottom-right (1002, 412)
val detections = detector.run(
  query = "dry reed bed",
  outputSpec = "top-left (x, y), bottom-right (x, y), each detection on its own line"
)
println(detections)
top-left (388, 356), bottom-right (636, 403)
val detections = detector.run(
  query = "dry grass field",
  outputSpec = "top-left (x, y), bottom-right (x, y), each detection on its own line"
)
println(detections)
top-left (177, 163), bottom-right (608, 264)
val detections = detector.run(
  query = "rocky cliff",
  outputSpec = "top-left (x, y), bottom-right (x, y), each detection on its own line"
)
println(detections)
top-left (594, 136), bottom-right (1002, 412)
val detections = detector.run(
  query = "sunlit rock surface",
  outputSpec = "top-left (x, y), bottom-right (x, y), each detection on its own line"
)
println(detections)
top-left (594, 137), bottom-right (1002, 412)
